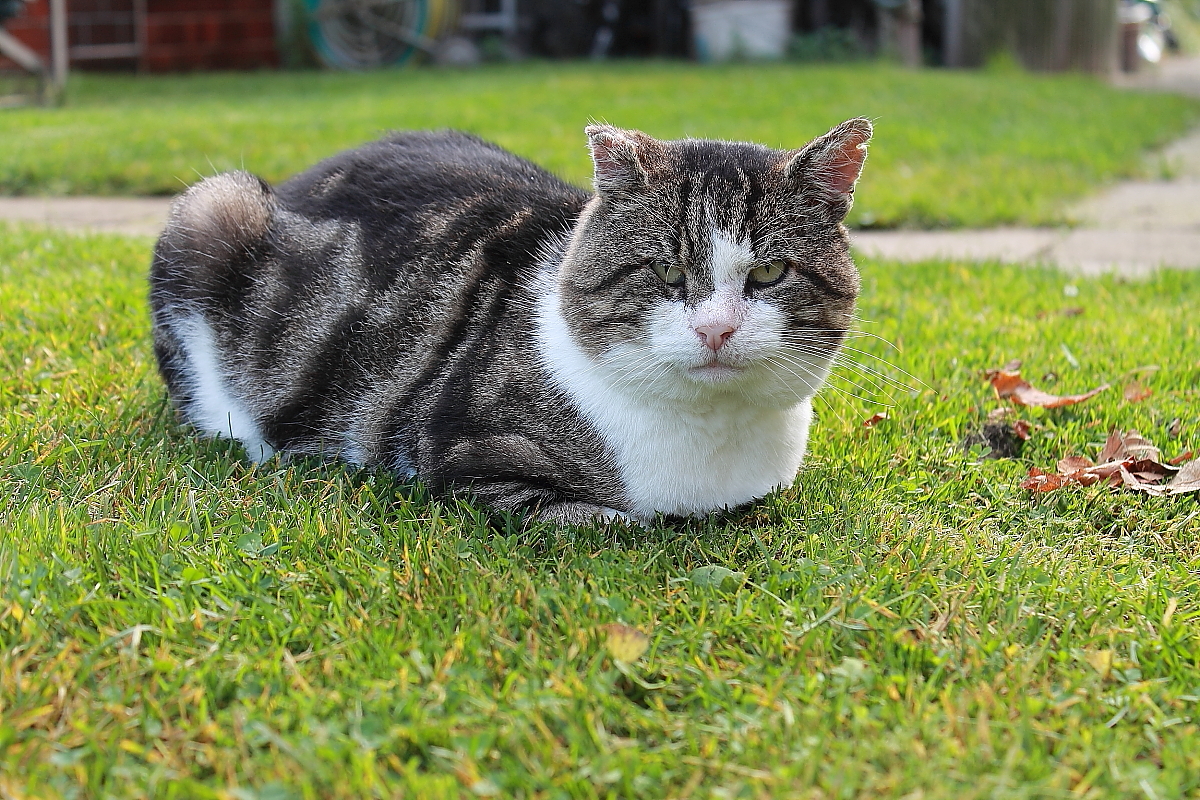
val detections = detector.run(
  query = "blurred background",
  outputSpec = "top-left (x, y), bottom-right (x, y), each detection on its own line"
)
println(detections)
top-left (2, 0), bottom-right (1198, 92)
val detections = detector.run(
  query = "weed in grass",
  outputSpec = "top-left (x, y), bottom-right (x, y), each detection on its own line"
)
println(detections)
top-left (1, 225), bottom-right (1198, 797)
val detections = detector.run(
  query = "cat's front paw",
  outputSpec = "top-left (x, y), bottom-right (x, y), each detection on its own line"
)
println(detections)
top-left (535, 501), bottom-right (636, 527)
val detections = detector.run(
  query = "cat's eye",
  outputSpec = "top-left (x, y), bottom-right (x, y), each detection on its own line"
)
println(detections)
top-left (651, 262), bottom-right (686, 287)
top-left (748, 260), bottom-right (788, 287)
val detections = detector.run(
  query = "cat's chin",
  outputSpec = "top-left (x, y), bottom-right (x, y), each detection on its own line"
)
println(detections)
top-left (686, 363), bottom-right (743, 384)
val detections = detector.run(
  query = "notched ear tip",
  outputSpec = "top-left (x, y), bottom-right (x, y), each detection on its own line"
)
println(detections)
top-left (839, 117), bottom-right (874, 142)
top-left (584, 123), bottom-right (618, 143)
top-left (786, 117), bottom-right (874, 198)
top-left (585, 124), bottom-right (660, 196)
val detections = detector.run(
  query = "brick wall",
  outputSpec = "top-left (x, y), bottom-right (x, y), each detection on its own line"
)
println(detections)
top-left (0, 0), bottom-right (278, 73)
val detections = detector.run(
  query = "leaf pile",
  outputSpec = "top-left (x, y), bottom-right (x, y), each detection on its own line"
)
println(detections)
top-left (1022, 430), bottom-right (1200, 497)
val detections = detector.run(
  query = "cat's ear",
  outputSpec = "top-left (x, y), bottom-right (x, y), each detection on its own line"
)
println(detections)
top-left (783, 118), bottom-right (872, 201)
top-left (585, 124), bottom-right (664, 197)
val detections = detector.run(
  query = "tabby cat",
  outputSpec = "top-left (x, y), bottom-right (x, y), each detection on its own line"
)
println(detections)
top-left (149, 118), bottom-right (871, 524)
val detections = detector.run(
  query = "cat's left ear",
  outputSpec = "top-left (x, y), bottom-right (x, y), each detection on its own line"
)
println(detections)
top-left (783, 118), bottom-right (872, 202)
top-left (585, 124), bottom-right (665, 197)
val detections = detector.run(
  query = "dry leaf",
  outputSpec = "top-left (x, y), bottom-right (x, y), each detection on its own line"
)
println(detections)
top-left (986, 368), bottom-right (1109, 409)
top-left (1020, 468), bottom-right (1069, 492)
top-left (1122, 381), bottom-right (1152, 403)
top-left (862, 412), bottom-right (888, 428)
top-left (1022, 429), bottom-right (1200, 497)
top-left (1127, 459), bottom-right (1200, 497)
top-left (602, 623), bottom-right (650, 663)
top-left (1165, 460), bottom-right (1200, 496)
top-left (1098, 429), bottom-right (1160, 463)
top-left (1168, 451), bottom-right (1195, 466)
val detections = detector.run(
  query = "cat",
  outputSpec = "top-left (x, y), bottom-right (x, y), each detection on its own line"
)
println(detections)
top-left (149, 118), bottom-right (871, 525)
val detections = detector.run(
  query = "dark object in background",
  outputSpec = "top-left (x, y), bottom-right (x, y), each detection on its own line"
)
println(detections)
top-left (517, 0), bottom-right (689, 59)
top-left (0, 0), bottom-right (27, 25)
top-left (792, 0), bottom-right (880, 55)
top-left (942, 0), bottom-right (1119, 74)
top-left (793, 0), bottom-right (949, 66)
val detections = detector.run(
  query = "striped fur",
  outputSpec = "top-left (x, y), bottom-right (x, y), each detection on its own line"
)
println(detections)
top-left (150, 121), bottom-right (870, 524)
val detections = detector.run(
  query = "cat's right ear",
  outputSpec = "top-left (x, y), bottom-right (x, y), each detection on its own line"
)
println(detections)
top-left (585, 124), bottom-right (663, 197)
top-left (783, 118), bottom-right (873, 204)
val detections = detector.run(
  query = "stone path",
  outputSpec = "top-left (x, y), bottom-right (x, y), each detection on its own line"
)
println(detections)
top-left (0, 196), bottom-right (171, 238)
top-left (853, 121), bottom-right (1200, 276)
top-left (4, 57), bottom-right (1200, 276)
top-left (855, 56), bottom-right (1200, 275)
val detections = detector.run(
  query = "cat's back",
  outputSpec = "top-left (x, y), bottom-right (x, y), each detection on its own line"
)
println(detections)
top-left (278, 130), bottom-right (587, 239)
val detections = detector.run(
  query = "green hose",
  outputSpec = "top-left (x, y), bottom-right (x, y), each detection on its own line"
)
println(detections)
top-left (305, 0), bottom-right (434, 70)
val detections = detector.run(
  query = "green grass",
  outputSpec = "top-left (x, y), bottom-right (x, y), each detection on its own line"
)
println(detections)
top-left (1, 62), bottom-right (1199, 228)
top-left (2, 225), bottom-right (1198, 798)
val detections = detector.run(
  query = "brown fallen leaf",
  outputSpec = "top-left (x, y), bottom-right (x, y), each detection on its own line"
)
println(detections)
top-left (1123, 380), bottom-right (1153, 403)
top-left (1098, 429), bottom-right (1160, 463)
top-left (862, 411), bottom-right (888, 428)
top-left (986, 368), bottom-right (1109, 409)
top-left (1164, 460), bottom-right (1200, 496)
top-left (1122, 459), bottom-right (1200, 497)
top-left (1021, 468), bottom-right (1069, 493)
top-left (1169, 451), bottom-right (1195, 466)
top-left (1022, 429), bottom-right (1199, 497)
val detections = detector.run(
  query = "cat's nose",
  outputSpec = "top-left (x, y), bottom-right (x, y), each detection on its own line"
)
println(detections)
top-left (695, 324), bottom-right (736, 351)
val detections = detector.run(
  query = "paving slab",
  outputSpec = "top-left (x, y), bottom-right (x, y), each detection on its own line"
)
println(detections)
top-left (851, 229), bottom-right (1060, 265)
top-left (1069, 180), bottom-right (1200, 231)
top-left (0, 196), bottom-right (171, 238)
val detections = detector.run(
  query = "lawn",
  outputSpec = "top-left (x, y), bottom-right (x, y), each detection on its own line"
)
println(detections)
top-left (1, 224), bottom-right (1198, 798)
top-left (1, 61), bottom-right (1199, 228)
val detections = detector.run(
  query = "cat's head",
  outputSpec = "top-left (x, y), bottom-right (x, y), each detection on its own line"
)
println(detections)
top-left (556, 118), bottom-right (870, 405)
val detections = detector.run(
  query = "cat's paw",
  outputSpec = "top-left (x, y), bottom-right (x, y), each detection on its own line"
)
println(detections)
top-left (597, 506), bottom-right (634, 524)
top-left (535, 501), bottom-right (637, 527)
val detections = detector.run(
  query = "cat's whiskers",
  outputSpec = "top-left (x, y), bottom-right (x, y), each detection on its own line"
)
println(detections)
top-left (806, 360), bottom-right (897, 408)
top-left (760, 358), bottom-right (857, 431)
top-left (772, 343), bottom-right (897, 407)
top-left (625, 362), bottom-right (676, 400)
top-left (779, 330), bottom-right (922, 393)
top-left (775, 343), bottom-right (903, 405)
top-left (780, 340), bottom-right (909, 398)
top-left (782, 326), bottom-right (898, 350)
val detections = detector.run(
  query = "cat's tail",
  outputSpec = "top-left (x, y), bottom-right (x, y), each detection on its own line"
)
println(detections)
top-left (157, 170), bottom-right (276, 269)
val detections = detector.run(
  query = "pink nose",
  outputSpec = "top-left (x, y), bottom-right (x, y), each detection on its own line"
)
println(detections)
top-left (695, 323), bottom-right (736, 351)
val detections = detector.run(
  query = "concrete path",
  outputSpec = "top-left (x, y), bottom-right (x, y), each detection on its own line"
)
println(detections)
top-left (856, 126), bottom-right (1200, 275)
top-left (4, 57), bottom-right (1200, 276)
top-left (0, 196), bottom-right (171, 238)
top-left (854, 56), bottom-right (1200, 275)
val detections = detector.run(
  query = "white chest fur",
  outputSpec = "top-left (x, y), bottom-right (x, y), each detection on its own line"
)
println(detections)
top-left (534, 288), bottom-right (813, 522)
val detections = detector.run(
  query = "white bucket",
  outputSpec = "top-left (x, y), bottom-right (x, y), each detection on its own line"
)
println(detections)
top-left (692, 0), bottom-right (792, 62)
